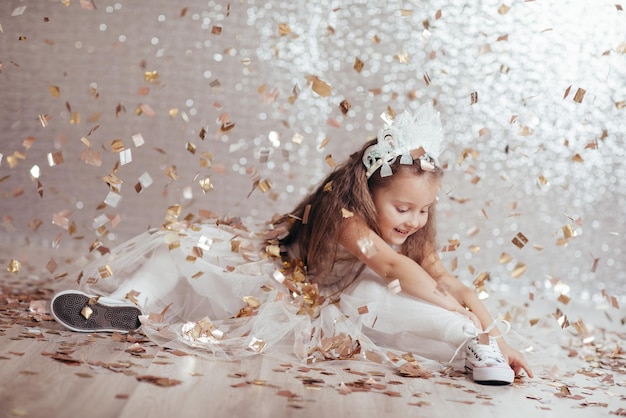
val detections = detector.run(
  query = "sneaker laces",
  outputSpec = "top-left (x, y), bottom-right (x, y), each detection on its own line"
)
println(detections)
top-left (448, 314), bottom-right (511, 366)
top-left (469, 336), bottom-right (506, 365)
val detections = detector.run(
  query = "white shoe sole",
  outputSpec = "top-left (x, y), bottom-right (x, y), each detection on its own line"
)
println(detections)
top-left (466, 363), bottom-right (515, 385)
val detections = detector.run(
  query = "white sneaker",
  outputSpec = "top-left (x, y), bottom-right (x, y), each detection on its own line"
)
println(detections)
top-left (51, 290), bottom-right (142, 333)
top-left (465, 334), bottom-right (514, 385)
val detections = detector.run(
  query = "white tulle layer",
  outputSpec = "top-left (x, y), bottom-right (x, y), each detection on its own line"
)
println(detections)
top-left (76, 221), bottom-right (555, 371)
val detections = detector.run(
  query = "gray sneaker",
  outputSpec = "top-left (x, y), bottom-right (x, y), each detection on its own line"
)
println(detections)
top-left (51, 290), bottom-right (142, 333)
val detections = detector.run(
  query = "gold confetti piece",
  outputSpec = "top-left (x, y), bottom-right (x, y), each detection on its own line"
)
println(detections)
top-left (165, 165), bottom-right (179, 180)
top-left (467, 226), bottom-right (479, 237)
top-left (136, 375), bottom-right (182, 387)
top-left (394, 50), bottom-right (410, 63)
top-left (499, 252), bottom-right (512, 263)
top-left (562, 224), bottom-right (575, 239)
top-left (98, 265), bottom-right (113, 278)
top-left (284, 134), bottom-right (301, 147)
top-left (109, 138), bottom-right (124, 153)
top-left (341, 208), bottom-right (354, 218)
top-left (423, 72), bottom-right (432, 86)
top-left (38, 113), bottom-right (51, 127)
top-left (554, 308), bottom-right (570, 329)
top-left (79, 0), bottom-right (96, 10)
top-left (572, 153), bottom-right (584, 163)
top-left (470, 91), bottom-right (478, 105)
top-left (265, 245), bottom-right (280, 258)
top-left (70, 112), bottom-right (80, 124)
top-left (248, 337), bottom-right (267, 352)
top-left (573, 88), bottom-right (586, 103)
top-left (46, 258), bottom-right (58, 274)
top-left (557, 294), bottom-right (571, 305)
top-left (511, 232), bottom-right (528, 249)
top-left (81, 306), bottom-right (93, 319)
top-left (339, 99), bottom-right (351, 115)
top-left (473, 272), bottom-right (490, 290)
top-left (47, 151), bottom-right (64, 167)
top-left (511, 262), bottom-right (527, 278)
top-left (325, 154), bottom-right (337, 167)
top-left (7, 259), bottom-right (21, 273)
top-left (323, 181), bottom-right (333, 192)
top-left (143, 71), bottom-right (159, 83)
top-left (302, 204), bottom-right (311, 224)
top-left (243, 296), bottom-right (261, 309)
top-left (278, 23), bottom-right (291, 36)
top-left (257, 178), bottom-right (272, 192)
top-left (49, 85), bottom-right (60, 97)
top-left (137, 103), bottom-right (156, 117)
top-left (563, 85), bottom-right (572, 99)
top-left (309, 76), bottom-right (332, 97)
top-left (27, 218), bottom-right (42, 232)
top-left (199, 177), bottom-right (213, 193)
top-left (220, 121), bottom-right (235, 132)
top-left (441, 239), bottom-right (460, 252)
top-left (353, 57), bottom-right (364, 73)
top-left (400, 9), bottom-right (412, 16)
top-left (211, 25), bottom-right (222, 35)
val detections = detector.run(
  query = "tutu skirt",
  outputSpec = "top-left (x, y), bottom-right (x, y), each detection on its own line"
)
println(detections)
top-left (75, 219), bottom-right (551, 370)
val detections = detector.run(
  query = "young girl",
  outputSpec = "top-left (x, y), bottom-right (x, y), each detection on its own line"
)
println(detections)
top-left (52, 103), bottom-right (532, 385)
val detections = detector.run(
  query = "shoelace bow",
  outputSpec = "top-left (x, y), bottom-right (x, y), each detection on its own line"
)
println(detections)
top-left (448, 314), bottom-right (511, 366)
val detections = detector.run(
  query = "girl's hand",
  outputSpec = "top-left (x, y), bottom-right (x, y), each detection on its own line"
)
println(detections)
top-left (451, 305), bottom-right (481, 329)
top-left (499, 342), bottom-right (534, 378)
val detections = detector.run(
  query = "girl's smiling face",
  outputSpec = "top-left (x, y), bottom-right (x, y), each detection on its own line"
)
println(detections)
top-left (371, 170), bottom-right (439, 246)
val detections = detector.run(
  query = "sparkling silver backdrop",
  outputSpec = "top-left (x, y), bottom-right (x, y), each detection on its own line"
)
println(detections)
top-left (1, 1), bottom-right (624, 304)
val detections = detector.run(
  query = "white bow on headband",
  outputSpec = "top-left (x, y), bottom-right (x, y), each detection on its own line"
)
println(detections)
top-left (362, 103), bottom-right (444, 178)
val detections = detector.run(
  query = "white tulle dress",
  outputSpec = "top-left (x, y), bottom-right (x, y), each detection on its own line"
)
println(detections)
top-left (75, 217), bottom-right (547, 371)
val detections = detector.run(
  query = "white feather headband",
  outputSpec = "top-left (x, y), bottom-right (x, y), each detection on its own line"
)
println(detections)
top-left (362, 103), bottom-right (444, 178)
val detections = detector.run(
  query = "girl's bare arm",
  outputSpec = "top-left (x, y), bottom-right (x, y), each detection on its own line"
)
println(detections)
top-left (339, 217), bottom-right (471, 318)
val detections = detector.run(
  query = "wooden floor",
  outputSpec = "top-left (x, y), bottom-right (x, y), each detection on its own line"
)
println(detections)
top-left (1, 247), bottom-right (624, 418)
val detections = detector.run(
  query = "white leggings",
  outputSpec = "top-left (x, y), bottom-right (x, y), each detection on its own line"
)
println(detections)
top-left (339, 269), bottom-right (479, 363)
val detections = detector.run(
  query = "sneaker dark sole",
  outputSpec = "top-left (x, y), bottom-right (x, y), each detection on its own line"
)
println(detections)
top-left (51, 291), bottom-right (142, 333)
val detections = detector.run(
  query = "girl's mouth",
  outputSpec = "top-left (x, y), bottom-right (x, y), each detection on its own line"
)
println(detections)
top-left (394, 228), bottom-right (409, 236)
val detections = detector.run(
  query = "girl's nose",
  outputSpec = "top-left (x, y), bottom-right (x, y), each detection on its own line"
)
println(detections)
top-left (406, 216), bottom-right (420, 229)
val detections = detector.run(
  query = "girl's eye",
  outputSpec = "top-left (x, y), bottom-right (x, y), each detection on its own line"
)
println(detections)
top-left (396, 207), bottom-right (408, 213)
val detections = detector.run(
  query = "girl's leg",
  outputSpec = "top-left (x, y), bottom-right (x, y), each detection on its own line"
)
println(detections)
top-left (340, 270), bottom-right (477, 362)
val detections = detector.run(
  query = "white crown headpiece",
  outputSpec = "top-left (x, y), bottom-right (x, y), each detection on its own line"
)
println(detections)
top-left (362, 103), bottom-right (444, 178)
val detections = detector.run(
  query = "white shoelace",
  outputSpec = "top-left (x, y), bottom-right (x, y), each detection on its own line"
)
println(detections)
top-left (448, 314), bottom-right (511, 366)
